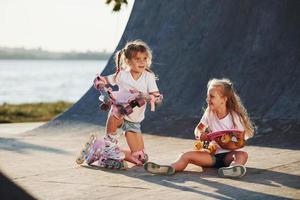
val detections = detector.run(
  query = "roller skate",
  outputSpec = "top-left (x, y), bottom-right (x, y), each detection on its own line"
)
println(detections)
top-left (93, 74), bottom-right (115, 112)
top-left (97, 139), bottom-right (128, 170)
top-left (76, 134), bottom-right (128, 170)
top-left (76, 133), bottom-right (103, 165)
top-left (119, 96), bottom-right (146, 115)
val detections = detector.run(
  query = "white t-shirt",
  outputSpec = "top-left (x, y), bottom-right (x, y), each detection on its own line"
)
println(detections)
top-left (200, 110), bottom-right (245, 154)
top-left (107, 70), bottom-right (159, 122)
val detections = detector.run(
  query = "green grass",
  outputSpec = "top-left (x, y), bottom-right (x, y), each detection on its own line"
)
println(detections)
top-left (0, 101), bottom-right (73, 123)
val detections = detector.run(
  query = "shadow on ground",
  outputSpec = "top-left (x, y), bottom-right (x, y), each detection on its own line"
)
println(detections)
top-left (0, 137), bottom-right (70, 155)
top-left (83, 165), bottom-right (299, 199)
top-left (0, 171), bottom-right (36, 200)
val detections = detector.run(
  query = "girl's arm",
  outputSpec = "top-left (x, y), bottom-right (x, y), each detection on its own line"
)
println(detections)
top-left (194, 122), bottom-right (208, 141)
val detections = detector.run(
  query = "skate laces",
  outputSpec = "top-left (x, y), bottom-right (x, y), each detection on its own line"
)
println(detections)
top-left (104, 133), bottom-right (119, 144)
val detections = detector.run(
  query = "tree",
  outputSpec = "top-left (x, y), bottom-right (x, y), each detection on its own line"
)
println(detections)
top-left (105, 0), bottom-right (128, 12)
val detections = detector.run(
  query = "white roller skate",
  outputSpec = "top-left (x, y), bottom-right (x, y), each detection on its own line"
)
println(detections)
top-left (76, 133), bottom-right (127, 170)
top-left (76, 134), bottom-right (103, 165)
top-left (97, 138), bottom-right (128, 170)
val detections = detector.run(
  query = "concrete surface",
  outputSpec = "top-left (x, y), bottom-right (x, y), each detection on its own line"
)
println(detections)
top-left (0, 123), bottom-right (299, 200)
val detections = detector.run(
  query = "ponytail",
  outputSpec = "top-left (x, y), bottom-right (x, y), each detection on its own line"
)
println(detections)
top-left (113, 49), bottom-right (125, 83)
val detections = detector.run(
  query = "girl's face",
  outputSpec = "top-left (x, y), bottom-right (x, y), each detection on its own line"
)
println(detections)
top-left (127, 51), bottom-right (148, 74)
top-left (206, 87), bottom-right (227, 112)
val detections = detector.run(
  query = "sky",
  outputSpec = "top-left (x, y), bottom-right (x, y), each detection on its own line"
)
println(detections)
top-left (0, 0), bottom-right (134, 52)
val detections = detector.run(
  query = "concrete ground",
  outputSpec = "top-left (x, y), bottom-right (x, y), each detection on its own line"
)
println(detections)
top-left (0, 122), bottom-right (299, 200)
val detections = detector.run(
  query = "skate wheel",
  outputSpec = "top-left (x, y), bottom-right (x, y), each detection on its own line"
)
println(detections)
top-left (107, 163), bottom-right (114, 169)
top-left (76, 156), bottom-right (84, 164)
top-left (121, 161), bottom-right (128, 170)
top-left (203, 141), bottom-right (210, 149)
top-left (221, 134), bottom-right (231, 143)
top-left (194, 141), bottom-right (203, 150)
top-left (81, 149), bottom-right (87, 154)
top-left (114, 162), bottom-right (121, 169)
top-left (208, 143), bottom-right (217, 154)
top-left (89, 134), bottom-right (96, 141)
top-left (236, 139), bottom-right (245, 148)
top-left (85, 142), bottom-right (91, 148)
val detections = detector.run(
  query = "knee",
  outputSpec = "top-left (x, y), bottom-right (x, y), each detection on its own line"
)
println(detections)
top-left (179, 152), bottom-right (193, 162)
top-left (237, 151), bottom-right (248, 160)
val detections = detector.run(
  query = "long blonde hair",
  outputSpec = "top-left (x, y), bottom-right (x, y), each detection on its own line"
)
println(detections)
top-left (206, 78), bottom-right (255, 138)
top-left (114, 40), bottom-right (153, 73)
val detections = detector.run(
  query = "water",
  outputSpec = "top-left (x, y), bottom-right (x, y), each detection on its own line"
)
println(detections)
top-left (0, 60), bottom-right (107, 104)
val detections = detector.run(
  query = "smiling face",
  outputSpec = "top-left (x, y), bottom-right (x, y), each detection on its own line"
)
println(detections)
top-left (126, 51), bottom-right (148, 74)
top-left (206, 86), bottom-right (227, 112)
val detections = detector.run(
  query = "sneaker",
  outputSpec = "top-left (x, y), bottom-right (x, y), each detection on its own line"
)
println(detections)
top-left (144, 162), bottom-right (175, 175)
top-left (100, 158), bottom-right (128, 170)
top-left (218, 165), bottom-right (246, 178)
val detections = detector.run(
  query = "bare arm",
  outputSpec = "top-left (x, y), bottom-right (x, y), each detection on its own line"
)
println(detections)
top-left (194, 122), bottom-right (208, 141)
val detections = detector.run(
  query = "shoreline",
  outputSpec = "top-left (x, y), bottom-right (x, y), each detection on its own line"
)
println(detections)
top-left (0, 102), bottom-right (73, 123)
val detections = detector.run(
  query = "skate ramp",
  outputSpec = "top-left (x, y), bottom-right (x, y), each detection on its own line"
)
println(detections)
top-left (34, 0), bottom-right (300, 148)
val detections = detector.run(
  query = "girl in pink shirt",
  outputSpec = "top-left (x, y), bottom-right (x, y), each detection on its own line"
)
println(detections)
top-left (144, 78), bottom-right (254, 178)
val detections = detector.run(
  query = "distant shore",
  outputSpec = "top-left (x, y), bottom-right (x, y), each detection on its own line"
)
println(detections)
top-left (0, 46), bottom-right (112, 60)
top-left (0, 101), bottom-right (73, 123)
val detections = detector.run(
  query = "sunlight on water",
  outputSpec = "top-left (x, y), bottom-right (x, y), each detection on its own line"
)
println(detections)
top-left (0, 60), bottom-right (107, 104)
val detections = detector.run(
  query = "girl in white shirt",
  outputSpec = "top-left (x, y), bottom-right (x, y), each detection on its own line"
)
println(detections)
top-left (95, 40), bottom-right (161, 166)
top-left (144, 78), bottom-right (254, 178)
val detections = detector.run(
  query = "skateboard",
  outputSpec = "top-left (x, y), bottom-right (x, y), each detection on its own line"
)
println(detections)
top-left (76, 134), bottom-right (128, 170)
top-left (194, 129), bottom-right (245, 153)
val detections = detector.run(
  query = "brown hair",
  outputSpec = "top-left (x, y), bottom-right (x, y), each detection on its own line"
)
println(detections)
top-left (114, 40), bottom-right (153, 73)
top-left (206, 78), bottom-right (255, 138)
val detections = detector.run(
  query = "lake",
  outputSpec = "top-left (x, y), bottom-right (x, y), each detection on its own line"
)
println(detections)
top-left (0, 60), bottom-right (107, 104)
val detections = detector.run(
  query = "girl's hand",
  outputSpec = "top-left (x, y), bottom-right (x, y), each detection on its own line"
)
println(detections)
top-left (194, 123), bottom-right (208, 140)
top-left (154, 94), bottom-right (163, 105)
top-left (200, 132), bottom-right (209, 141)
top-left (94, 75), bottom-right (108, 90)
top-left (194, 129), bottom-right (208, 141)
top-left (148, 92), bottom-right (163, 110)
top-left (233, 131), bottom-right (245, 140)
